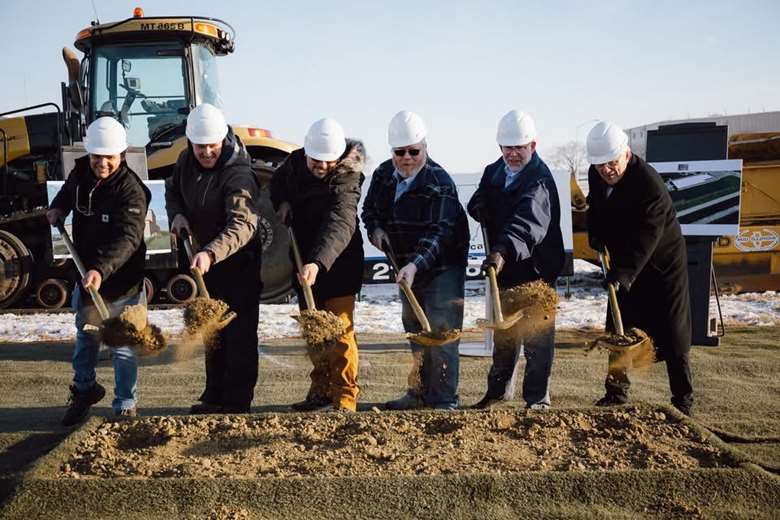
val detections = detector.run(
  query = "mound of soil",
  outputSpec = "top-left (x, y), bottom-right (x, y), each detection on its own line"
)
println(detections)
top-left (59, 406), bottom-right (731, 480)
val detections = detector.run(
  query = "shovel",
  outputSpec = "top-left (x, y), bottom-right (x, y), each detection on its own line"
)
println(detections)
top-left (287, 226), bottom-right (345, 346)
top-left (382, 238), bottom-right (460, 347)
top-left (56, 220), bottom-right (164, 353)
top-left (475, 223), bottom-right (524, 330)
top-left (56, 220), bottom-right (111, 322)
top-left (585, 248), bottom-right (653, 358)
top-left (179, 228), bottom-right (236, 332)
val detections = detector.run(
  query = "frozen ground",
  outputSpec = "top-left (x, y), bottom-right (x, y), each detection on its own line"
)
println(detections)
top-left (0, 261), bottom-right (778, 343)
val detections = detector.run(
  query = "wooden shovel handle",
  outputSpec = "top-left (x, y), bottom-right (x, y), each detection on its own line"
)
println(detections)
top-left (486, 266), bottom-right (504, 324)
top-left (399, 279), bottom-right (432, 333)
top-left (288, 227), bottom-right (316, 311)
top-left (600, 249), bottom-right (625, 336)
top-left (55, 220), bottom-right (110, 320)
top-left (190, 266), bottom-right (211, 300)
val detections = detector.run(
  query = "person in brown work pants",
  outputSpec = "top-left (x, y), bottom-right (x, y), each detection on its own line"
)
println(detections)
top-left (271, 118), bottom-right (366, 412)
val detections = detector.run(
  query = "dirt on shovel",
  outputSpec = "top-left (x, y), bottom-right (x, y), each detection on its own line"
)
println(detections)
top-left (587, 327), bottom-right (657, 370)
top-left (293, 309), bottom-right (346, 350)
top-left (407, 328), bottom-right (461, 347)
top-left (102, 304), bottom-right (167, 355)
top-left (183, 297), bottom-right (231, 351)
top-left (494, 280), bottom-right (559, 335)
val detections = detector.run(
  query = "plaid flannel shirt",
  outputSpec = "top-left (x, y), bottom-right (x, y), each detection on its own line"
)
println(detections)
top-left (362, 157), bottom-right (469, 281)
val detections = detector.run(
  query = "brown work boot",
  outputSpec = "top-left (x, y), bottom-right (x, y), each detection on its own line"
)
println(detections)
top-left (62, 383), bottom-right (106, 427)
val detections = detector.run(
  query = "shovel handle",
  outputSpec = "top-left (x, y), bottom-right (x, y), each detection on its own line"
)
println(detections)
top-left (480, 223), bottom-right (505, 324)
top-left (55, 220), bottom-right (110, 320)
top-left (382, 238), bottom-right (432, 333)
top-left (599, 250), bottom-right (625, 336)
top-left (190, 266), bottom-right (211, 300)
top-left (288, 227), bottom-right (316, 311)
top-left (399, 279), bottom-right (432, 333)
top-left (486, 266), bottom-right (504, 323)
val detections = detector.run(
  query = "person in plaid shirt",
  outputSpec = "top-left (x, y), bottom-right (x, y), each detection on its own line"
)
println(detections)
top-left (362, 111), bottom-right (469, 410)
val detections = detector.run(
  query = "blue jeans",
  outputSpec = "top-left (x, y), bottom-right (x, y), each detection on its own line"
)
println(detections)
top-left (401, 267), bottom-right (465, 409)
top-left (485, 311), bottom-right (555, 407)
top-left (72, 286), bottom-right (143, 412)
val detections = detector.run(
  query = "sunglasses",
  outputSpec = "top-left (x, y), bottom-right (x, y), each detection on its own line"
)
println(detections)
top-left (393, 148), bottom-right (422, 157)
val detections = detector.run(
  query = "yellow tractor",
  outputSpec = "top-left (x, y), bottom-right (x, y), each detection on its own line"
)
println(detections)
top-left (0, 9), bottom-right (297, 308)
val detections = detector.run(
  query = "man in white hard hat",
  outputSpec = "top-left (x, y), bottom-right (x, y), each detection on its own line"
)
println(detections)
top-left (271, 118), bottom-right (366, 412)
top-left (47, 116), bottom-right (151, 425)
top-left (585, 120), bottom-right (693, 415)
top-left (467, 110), bottom-right (565, 410)
top-left (362, 111), bottom-right (469, 410)
top-left (165, 103), bottom-right (262, 414)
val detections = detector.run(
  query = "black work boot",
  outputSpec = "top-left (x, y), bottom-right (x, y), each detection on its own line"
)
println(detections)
top-left (189, 402), bottom-right (223, 415)
top-left (62, 383), bottom-right (106, 426)
top-left (470, 394), bottom-right (504, 410)
top-left (290, 396), bottom-right (331, 412)
top-left (594, 393), bottom-right (628, 407)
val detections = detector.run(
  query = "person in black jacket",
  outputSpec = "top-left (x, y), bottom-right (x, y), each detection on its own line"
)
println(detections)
top-left (271, 118), bottom-right (365, 412)
top-left (362, 111), bottom-right (469, 410)
top-left (47, 117), bottom-right (150, 426)
top-left (467, 110), bottom-right (565, 410)
top-left (585, 121), bottom-right (693, 415)
top-left (165, 103), bottom-right (261, 414)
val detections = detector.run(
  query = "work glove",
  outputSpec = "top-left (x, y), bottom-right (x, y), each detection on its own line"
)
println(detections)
top-left (482, 250), bottom-right (505, 275)
top-left (469, 204), bottom-right (485, 223)
top-left (588, 234), bottom-right (605, 253)
top-left (602, 271), bottom-right (629, 293)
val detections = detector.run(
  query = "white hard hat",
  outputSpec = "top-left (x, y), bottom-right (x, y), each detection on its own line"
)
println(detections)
top-left (186, 103), bottom-right (228, 145)
top-left (388, 110), bottom-right (427, 148)
top-left (84, 117), bottom-right (127, 155)
top-left (304, 118), bottom-right (346, 161)
top-left (496, 110), bottom-right (536, 146)
top-left (586, 121), bottom-right (629, 164)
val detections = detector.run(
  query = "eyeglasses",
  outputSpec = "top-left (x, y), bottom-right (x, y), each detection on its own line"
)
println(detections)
top-left (393, 148), bottom-right (422, 157)
top-left (75, 181), bottom-right (101, 216)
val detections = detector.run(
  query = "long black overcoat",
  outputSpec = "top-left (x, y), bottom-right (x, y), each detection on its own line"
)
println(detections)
top-left (586, 154), bottom-right (691, 357)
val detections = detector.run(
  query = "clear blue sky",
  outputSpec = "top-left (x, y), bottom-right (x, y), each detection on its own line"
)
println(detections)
top-left (2, 0), bottom-right (778, 172)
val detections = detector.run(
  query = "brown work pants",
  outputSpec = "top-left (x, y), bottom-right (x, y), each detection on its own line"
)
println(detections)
top-left (305, 295), bottom-right (359, 411)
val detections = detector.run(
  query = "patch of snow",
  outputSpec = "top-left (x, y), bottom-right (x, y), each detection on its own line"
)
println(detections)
top-left (0, 261), bottom-right (777, 343)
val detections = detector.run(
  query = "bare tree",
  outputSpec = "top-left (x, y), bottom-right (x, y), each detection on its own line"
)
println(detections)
top-left (550, 141), bottom-right (588, 210)
top-left (549, 140), bottom-right (587, 177)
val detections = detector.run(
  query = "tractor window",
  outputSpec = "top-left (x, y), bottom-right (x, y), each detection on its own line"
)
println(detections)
top-left (91, 44), bottom-right (189, 146)
top-left (192, 44), bottom-right (223, 108)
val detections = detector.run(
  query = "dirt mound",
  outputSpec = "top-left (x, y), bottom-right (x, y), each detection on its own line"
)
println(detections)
top-left (59, 406), bottom-right (731, 480)
top-left (293, 309), bottom-right (345, 347)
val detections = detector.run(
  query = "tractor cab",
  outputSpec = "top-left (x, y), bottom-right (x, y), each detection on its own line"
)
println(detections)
top-left (67, 12), bottom-right (239, 178)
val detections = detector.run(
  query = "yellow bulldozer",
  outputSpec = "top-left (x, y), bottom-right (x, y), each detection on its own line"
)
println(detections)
top-left (0, 9), bottom-right (297, 308)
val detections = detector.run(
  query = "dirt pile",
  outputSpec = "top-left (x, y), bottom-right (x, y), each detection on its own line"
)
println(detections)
top-left (59, 406), bottom-right (731, 480)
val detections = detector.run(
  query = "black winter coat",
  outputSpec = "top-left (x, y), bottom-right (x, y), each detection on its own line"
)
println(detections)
top-left (467, 153), bottom-right (564, 287)
top-left (270, 140), bottom-right (365, 300)
top-left (586, 154), bottom-right (691, 357)
top-left (50, 157), bottom-right (150, 301)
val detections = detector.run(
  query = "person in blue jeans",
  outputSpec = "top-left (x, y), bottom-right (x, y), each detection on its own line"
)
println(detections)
top-left (467, 110), bottom-right (565, 410)
top-left (362, 111), bottom-right (469, 410)
top-left (47, 117), bottom-right (150, 426)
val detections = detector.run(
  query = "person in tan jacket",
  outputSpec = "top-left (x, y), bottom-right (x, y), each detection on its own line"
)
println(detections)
top-left (165, 103), bottom-right (261, 414)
